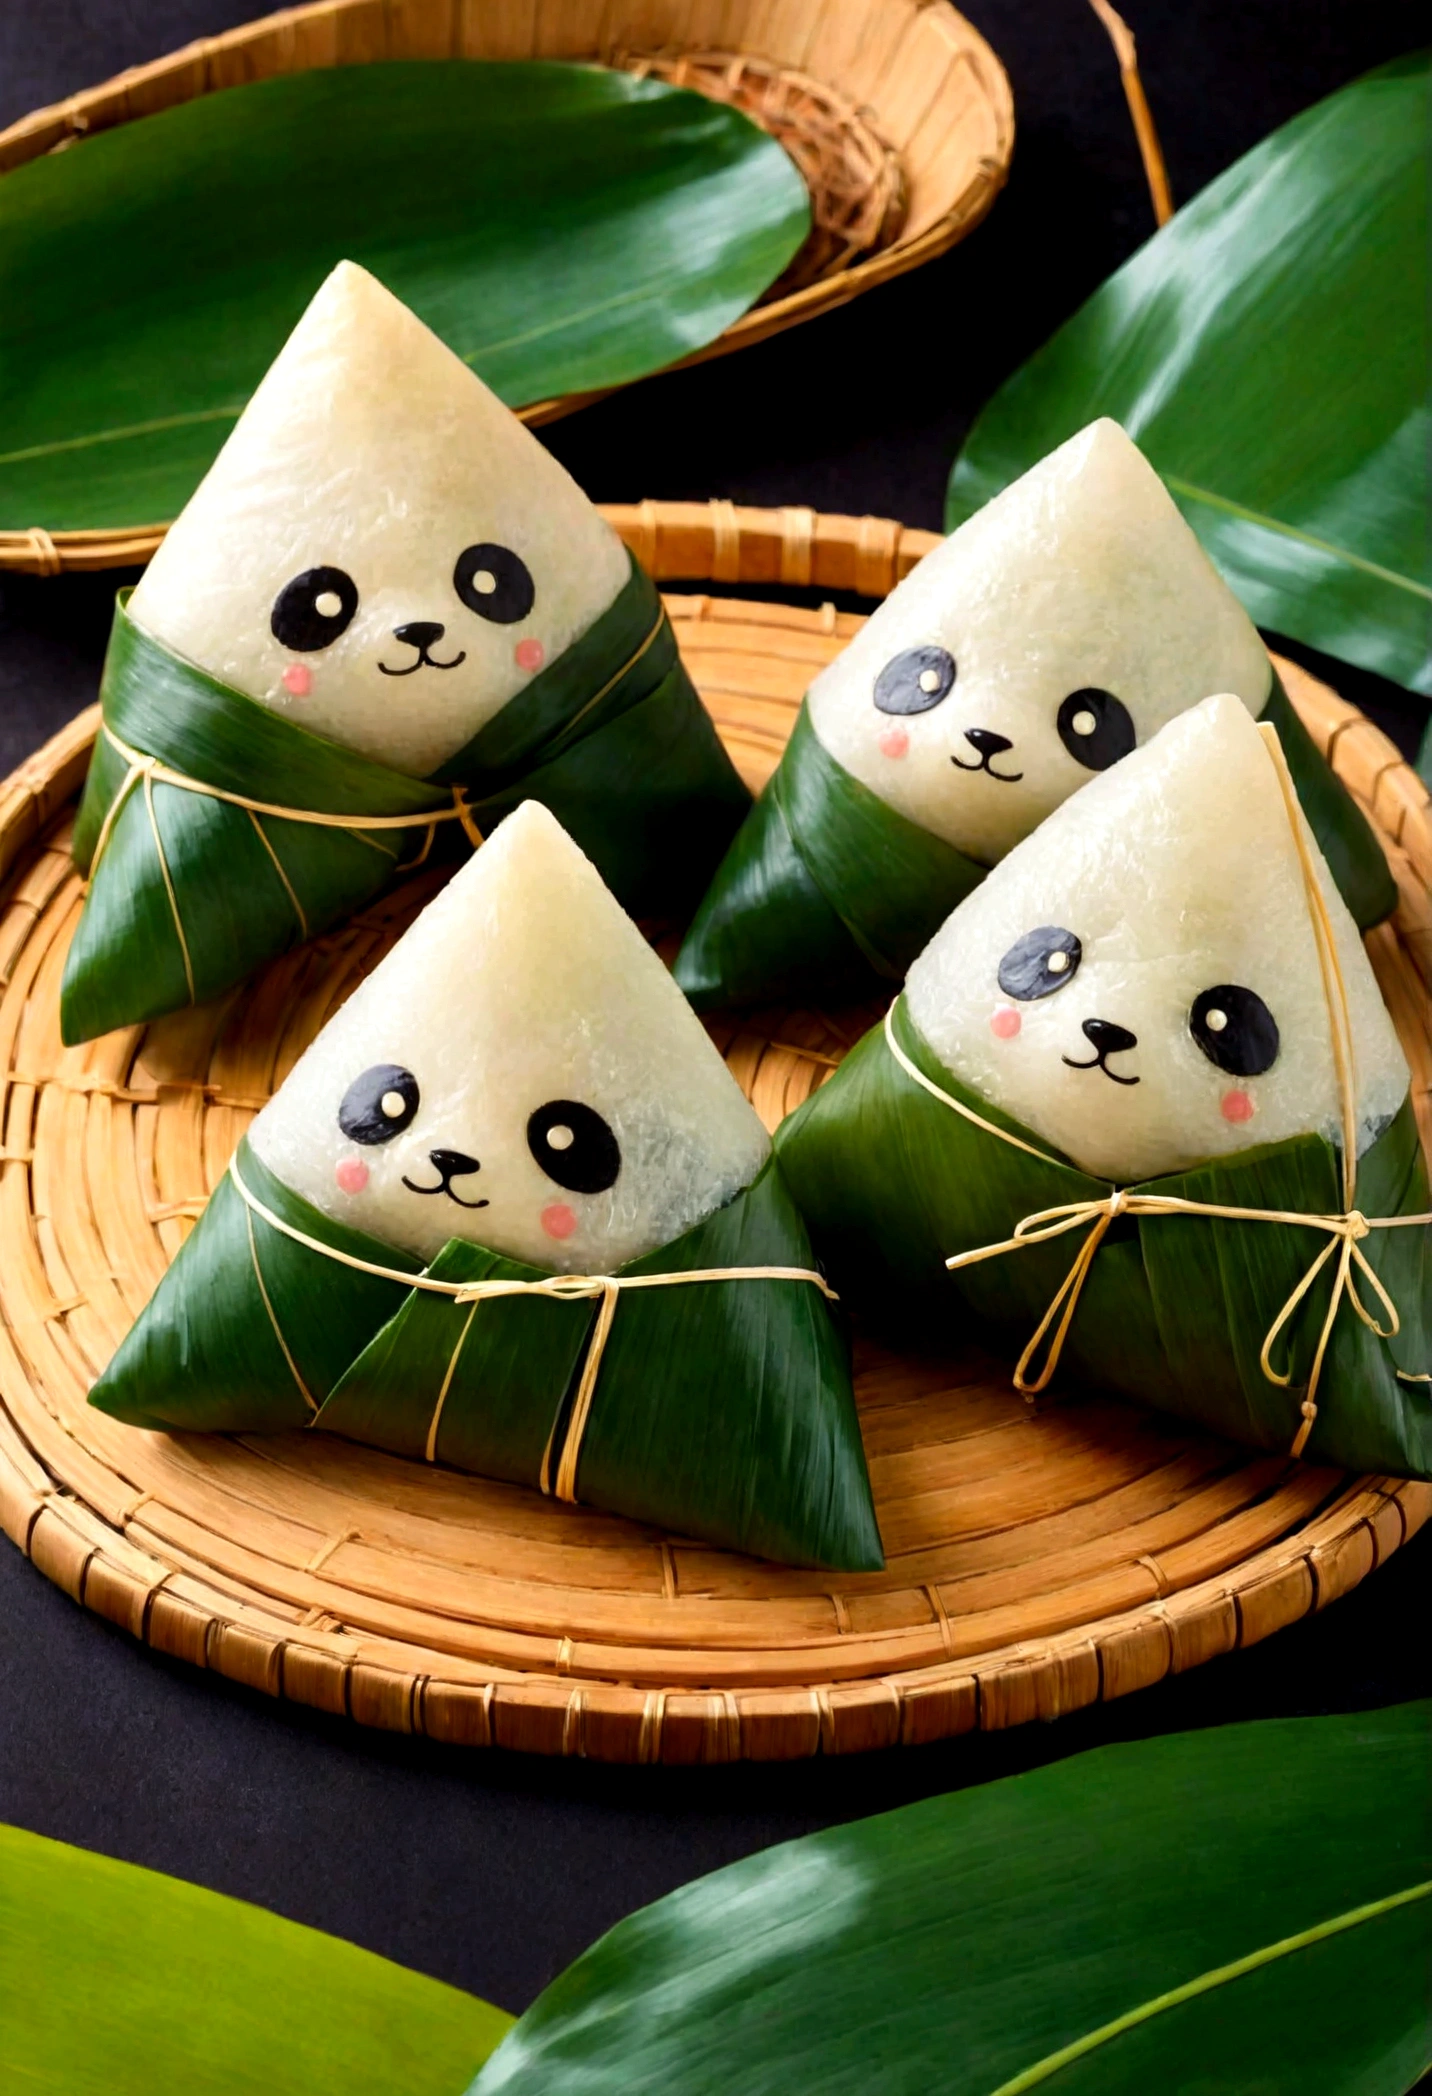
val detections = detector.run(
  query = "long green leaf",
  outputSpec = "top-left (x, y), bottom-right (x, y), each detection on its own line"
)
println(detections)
top-left (946, 52), bottom-right (1431, 697)
top-left (0, 61), bottom-right (808, 534)
top-left (470, 1702), bottom-right (1432, 2096)
top-left (0, 1820), bottom-right (510, 2093)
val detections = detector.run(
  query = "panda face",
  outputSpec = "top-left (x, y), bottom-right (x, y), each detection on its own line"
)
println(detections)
top-left (248, 801), bottom-right (771, 1271)
top-left (314, 1054), bottom-right (634, 1263)
top-left (904, 695), bottom-right (1409, 1184)
top-left (126, 261), bottom-right (630, 778)
top-left (807, 421), bottom-right (1273, 866)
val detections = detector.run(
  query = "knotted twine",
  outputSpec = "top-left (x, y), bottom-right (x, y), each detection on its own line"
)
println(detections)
top-left (88, 723), bottom-right (485, 1004)
top-left (883, 722), bottom-right (1430, 1457)
top-left (229, 1155), bottom-right (836, 1501)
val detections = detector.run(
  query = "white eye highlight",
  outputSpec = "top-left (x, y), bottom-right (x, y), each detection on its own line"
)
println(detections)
top-left (918, 667), bottom-right (942, 695)
top-left (1205, 1008), bottom-right (1228, 1032)
top-left (313, 590), bottom-right (344, 619)
top-left (1070, 709), bottom-right (1098, 738)
top-left (380, 1089), bottom-right (408, 1119)
top-left (546, 1123), bottom-right (575, 1150)
top-left (472, 569), bottom-right (497, 596)
top-left (1047, 950), bottom-right (1070, 974)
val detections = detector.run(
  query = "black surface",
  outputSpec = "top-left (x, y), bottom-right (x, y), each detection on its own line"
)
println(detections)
top-left (1, 0), bottom-right (1429, 2023)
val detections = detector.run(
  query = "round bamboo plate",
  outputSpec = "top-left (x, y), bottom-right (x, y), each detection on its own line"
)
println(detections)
top-left (0, 0), bottom-right (1013, 576)
top-left (0, 500), bottom-right (1427, 1763)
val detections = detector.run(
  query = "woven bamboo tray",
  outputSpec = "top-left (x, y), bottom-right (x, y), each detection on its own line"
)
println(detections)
top-left (0, 0), bottom-right (1012, 577)
top-left (0, 500), bottom-right (1428, 1762)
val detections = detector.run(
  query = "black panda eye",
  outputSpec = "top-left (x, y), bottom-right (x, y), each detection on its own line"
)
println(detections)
top-left (1057, 688), bottom-right (1136, 771)
top-left (1190, 985), bottom-right (1280, 1076)
top-left (271, 565), bottom-right (359, 652)
top-left (454, 543), bottom-right (536, 624)
top-left (998, 926), bottom-right (1082, 1001)
top-left (338, 1064), bottom-right (420, 1145)
top-left (874, 645), bottom-right (956, 716)
top-left (527, 1099), bottom-right (620, 1194)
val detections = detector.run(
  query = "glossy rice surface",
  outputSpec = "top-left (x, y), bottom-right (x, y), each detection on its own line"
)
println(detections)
top-left (808, 419), bottom-right (1272, 863)
top-left (251, 802), bottom-right (770, 1269)
top-left (130, 261), bottom-right (629, 776)
top-left (905, 694), bottom-right (1409, 1182)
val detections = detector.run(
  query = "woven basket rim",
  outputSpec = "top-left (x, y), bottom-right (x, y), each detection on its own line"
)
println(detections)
top-left (0, 504), bottom-right (1426, 1761)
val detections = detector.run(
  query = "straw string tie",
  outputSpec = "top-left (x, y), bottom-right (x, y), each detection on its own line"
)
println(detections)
top-left (86, 725), bottom-right (484, 1003)
top-left (228, 1155), bottom-right (835, 1501)
top-left (943, 1187), bottom-right (1418, 1456)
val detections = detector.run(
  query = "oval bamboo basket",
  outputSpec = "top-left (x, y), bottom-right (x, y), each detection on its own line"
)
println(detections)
top-left (0, 0), bottom-right (1013, 577)
top-left (0, 500), bottom-right (1427, 1762)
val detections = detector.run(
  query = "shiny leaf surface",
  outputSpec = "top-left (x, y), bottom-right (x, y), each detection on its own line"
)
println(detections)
top-left (947, 52), bottom-right (1431, 696)
top-left (0, 1820), bottom-right (510, 2092)
top-left (472, 1703), bottom-right (1432, 2095)
top-left (0, 61), bottom-right (808, 533)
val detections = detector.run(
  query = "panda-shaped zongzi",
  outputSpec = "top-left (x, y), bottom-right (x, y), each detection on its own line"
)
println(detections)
top-left (128, 261), bottom-right (631, 777)
top-left (250, 799), bottom-right (770, 1271)
top-left (905, 693), bottom-right (1409, 1183)
top-left (808, 420), bottom-right (1271, 867)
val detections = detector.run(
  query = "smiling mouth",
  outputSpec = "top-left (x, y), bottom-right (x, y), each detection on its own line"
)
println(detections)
top-left (378, 648), bottom-right (468, 677)
top-left (1061, 1051), bottom-right (1140, 1087)
top-left (401, 1171), bottom-right (490, 1209)
top-left (950, 752), bottom-right (1024, 784)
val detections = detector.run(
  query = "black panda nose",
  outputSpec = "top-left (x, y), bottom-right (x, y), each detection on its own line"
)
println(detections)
top-left (430, 1147), bottom-right (479, 1178)
top-left (395, 621), bottom-right (445, 650)
top-left (964, 728), bottom-right (1014, 757)
top-left (1082, 1019), bottom-right (1138, 1055)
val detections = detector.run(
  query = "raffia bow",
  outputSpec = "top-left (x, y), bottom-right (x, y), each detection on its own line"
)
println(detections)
top-left (229, 1155), bottom-right (835, 1500)
top-left (944, 1187), bottom-right (1418, 1457)
top-left (885, 720), bottom-right (1431, 1459)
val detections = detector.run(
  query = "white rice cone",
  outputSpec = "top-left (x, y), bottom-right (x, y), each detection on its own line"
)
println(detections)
top-left (808, 419), bottom-right (1272, 864)
top-left (905, 693), bottom-right (1408, 1184)
top-left (130, 261), bottom-right (630, 777)
top-left (250, 801), bottom-right (770, 1270)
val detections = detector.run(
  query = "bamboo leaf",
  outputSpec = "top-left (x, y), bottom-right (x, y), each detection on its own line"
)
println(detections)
top-left (946, 52), bottom-right (1431, 697)
top-left (470, 1702), bottom-right (1432, 2096)
top-left (0, 1820), bottom-right (510, 2094)
top-left (0, 61), bottom-right (809, 534)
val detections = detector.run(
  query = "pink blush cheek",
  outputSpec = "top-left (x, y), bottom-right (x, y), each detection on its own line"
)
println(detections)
top-left (990, 1005), bottom-right (1021, 1040)
top-left (878, 727), bottom-right (909, 760)
top-left (515, 638), bottom-right (545, 672)
top-left (335, 1157), bottom-right (369, 1195)
top-left (282, 663), bottom-right (312, 697)
top-left (1221, 1089), bottom-right (1256, 1125)
top-left (541, 1202), bottom-right (577, 1241)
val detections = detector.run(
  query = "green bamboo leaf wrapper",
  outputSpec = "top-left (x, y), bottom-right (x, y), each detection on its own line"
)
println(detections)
top-left (0, 61), bottom-right (810, 535)
top-left (0, 1820), bottom-right (510, 2094)
top-left (946, 52), bottom-right (1431, 699)
top-left (677, 675), bottom-right (1393, 1014)
top-left (91, 1143), bottom-right (881, 1572)
top-left (674, 700), bottom-right (986, 1010)
top-left (63, 555), bottom-right (750, 1043)
top-left (469, 1701), bottom-right (1432, 2096)
top-left (774, 997), bottom-right (1432, 1477)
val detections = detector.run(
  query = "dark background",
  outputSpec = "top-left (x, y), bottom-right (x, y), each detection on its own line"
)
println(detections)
top-left (0, 0), bottom-right (1427, 2024)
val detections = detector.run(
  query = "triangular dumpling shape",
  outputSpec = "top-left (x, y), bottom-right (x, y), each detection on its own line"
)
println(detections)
top-left (129, 261), bottom-right (630, 777)
top-left (250, 801), bottom-right (771, 1270)
top-left (808, 419), bottom-right (1272, 864)
top-left (905, 694), bottom-right (1409, 1183)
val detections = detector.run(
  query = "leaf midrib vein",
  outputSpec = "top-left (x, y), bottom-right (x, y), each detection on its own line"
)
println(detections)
top-left (1164, 474), bottom-right (1432, 601)
top-left (986, 1875), bottom-right (1432, 2095)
